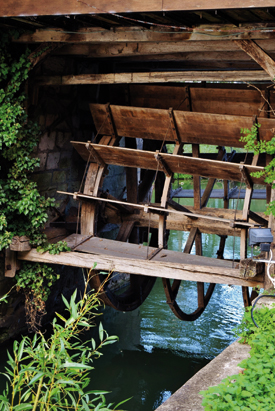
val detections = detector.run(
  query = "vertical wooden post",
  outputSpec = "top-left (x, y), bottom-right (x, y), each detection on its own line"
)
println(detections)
top-left (192, 144), bottom-right (201, 210)
top-left (266, 186), bottom-right (275, 290)
top-left (5, 248), bottom-right (17, 278)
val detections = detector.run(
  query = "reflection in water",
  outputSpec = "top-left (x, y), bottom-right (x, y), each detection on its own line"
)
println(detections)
top-left (93, 194), bottom-right (266, 410)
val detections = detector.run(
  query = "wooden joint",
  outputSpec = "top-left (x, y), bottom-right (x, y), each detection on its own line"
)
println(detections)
top-left (239, 164), bottom-right (253, 190)
top-left (85, 143), bottom-right (106, 167)
top-left (248, 210), bottom-right (268, 227)
top-left (147, 247), bottom-right (163, 261)
top-left (10, 236), bottom-right (31, 252)
top-left (5, 248), bottom-right (18, 278)
top-left (105, 103), bottom-right (118, 139)
top-left (154, 152), bottom-right (172, 177)
top-left (168, 108), bottom-right (181, 144)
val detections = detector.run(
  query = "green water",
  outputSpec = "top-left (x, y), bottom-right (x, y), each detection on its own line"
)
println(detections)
top-left (89, 190), bottom-right (267, 411)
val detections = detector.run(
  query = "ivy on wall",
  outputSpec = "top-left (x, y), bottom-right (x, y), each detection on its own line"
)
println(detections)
top-left (0, 32), bottom-right (69, 330)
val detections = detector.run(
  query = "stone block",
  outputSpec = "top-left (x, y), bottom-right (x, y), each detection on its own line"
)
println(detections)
top-left (35, 153), bottom-right (47, 171)
top-left (56, 132), bottom-right (73, 150)
top-left (52, 171), bottom-right (67, 184)
top-left (31, 172), bottom-right (52, 191)
top-left (39, 131), bottom-right (56, 151)
top-left (59, 152), bottom-right (72, 169)
top-left (46, 152), bottom-right (60, 170)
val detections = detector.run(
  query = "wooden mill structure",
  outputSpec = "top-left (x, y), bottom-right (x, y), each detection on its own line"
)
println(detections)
top-left (2, 0), bottom-right (275, 321)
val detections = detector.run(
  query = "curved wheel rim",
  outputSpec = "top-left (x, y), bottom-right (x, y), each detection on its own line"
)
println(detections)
top-left (162, 278), bottom-right (216, 321)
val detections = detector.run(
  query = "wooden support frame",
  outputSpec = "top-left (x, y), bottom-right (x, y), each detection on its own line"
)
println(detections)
top-left (234, 39), bottom-right (275, 79)
top-left (154, 152), bottom-right (173, 177)
top-left (168, 108), bottom-right (181, 144)
top-left (239, 164), bottom-right (253, 189)
top-left (85, 142), bottom-right (106, 167)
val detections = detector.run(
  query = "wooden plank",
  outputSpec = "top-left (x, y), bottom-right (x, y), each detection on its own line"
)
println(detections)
top-left (192, 144), bottom-right (201, 210)
top-left (2, 0), bottom-right (275, 17)
top-left (53, 39), bottom-right (275, 59)
top-left (35, 70), bottom-right (271, 87)
top-left (88, 104), bottom-right (275, 148)
top-left (5, 248), bottom-right (17, 278)
top-left (172, 187), bottom-right (267, 199)
top-left (17, 247), bottom-right (264, 288)
top-left (201, 147), bottom-right (225, 207)
top-left (15, 25), bottom-right (275, 44)
top-left (129, 85), bottom-right (269, 117)
top-left (59, 190), bottom-right (259, 229)
top-left (71, 143), bottom-right (268, 185)
top-left (234, 39), bottom-right (275, 79)
top-left (10, 236), bottom-right (31, 252)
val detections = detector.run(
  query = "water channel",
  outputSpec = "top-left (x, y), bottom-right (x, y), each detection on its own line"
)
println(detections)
top-left (89, 191), bottom-right (266, 411)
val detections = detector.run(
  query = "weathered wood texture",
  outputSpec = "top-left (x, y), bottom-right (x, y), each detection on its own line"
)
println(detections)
top-left (240, 254), bottom-right (265, 278)
top-left (127, 85), bottom-right (274, 117)
top-left (15, 26), bottom-right (275, 43)
top-left (17, 237), bottom-right (264, 288)
top-left (2, 1), bottom-right (275, 17)
top-left (71, 143), bottom-right (267, 185)
top-left (35, 70), bottom-right (271, 85)
top-left (104, 205), bottom-right (266, 237)
top-left (87, 104), bottom-right (275, 147)
top-left (10, 236), bottom-right (31, 252)
top-left (234, 39), bottom-right (275, 79)
top-left (5, 248), bottom-right (17, 278)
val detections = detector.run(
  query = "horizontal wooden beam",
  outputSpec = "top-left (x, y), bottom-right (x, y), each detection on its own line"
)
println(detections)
top-left (17, 248), bottom-right (264, 288)
top-left (35, 70), bottom-right (271, 86)
top-left (2, 0), bottom-right (275, 17)
top-left (54, 39), bottom-right (275, 58)
top-left (14, 25), bottom-right (275, 44)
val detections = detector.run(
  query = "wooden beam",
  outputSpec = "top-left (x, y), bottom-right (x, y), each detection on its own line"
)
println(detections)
top-left (88, 105), bottom-right (275, 148)
top-left (17, 249), bottom-right (264, 288)
top-left (53, 39), bottom-right (275, 58)
top-left (2, 0), bottom-right (275, 17)
top-left (71, 143), bottom-right (268, 185)
top-left (14, 26), bottom-right (275, 44)
top-left (234, 39), bottom-right (275, 79)
top-left (58, 190), bottom-right (257, 228)
top-left (35, 70), bottom-right (271, 86)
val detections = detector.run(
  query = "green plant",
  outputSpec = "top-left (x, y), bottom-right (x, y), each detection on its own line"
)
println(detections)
top-left (240, 124), bottom-right (275, 215)
top-left (200, 303), bottom-right (275, 410)
top-left (0, 31), bottom-right (72, 319)
top-left (0, 268), bottom-right (130, 411)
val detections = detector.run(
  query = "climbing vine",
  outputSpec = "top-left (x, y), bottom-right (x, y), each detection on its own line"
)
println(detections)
top-left (0, 31), bottom-right (69, 329)
top-left (240, 123), bottom-right (275, 216)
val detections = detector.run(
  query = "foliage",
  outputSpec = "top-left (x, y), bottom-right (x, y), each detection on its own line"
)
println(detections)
top-left (0, 268), bottom-right (129, 411)
top-left (240, 124), bottom-right (275, 215)
top-left (200, 303), bottom-right (275, 411)
top-left (0, 32), bottom-right (55, 251)
top-left (0, 32), bottom-right (71, 320)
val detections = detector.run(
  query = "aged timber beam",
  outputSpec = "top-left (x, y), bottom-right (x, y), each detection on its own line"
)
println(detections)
top-left (53, 40), bottom-right (275, 58)
top-left (14, 25), bottom-right (275, 44)
top-left (234, 39), bottom-right (275, 79)
top-left (2, 1), bottom-right (275, 17)
top-left (17, 249), bottom-right (264, 288)
top-left (35, 71), bottom-right (270, 86)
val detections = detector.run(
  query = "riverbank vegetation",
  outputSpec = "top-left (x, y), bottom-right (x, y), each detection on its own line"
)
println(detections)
top-left (0, 268), bottom-right (128, 410)
top-left (200, 303), bottom-right (275, 410)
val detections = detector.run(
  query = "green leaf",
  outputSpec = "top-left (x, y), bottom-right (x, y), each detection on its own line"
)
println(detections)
top-left (29, 371), bottom-right (44, 385)
top-left (99, 322), bottom-right (104, 342)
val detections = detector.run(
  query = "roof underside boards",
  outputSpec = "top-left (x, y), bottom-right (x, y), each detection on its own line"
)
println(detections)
top-left (2, 1), bottom-right (275, 17)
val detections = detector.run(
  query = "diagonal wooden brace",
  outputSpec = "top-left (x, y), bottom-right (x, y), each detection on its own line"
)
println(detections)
top-left (239, 164), bottom-right (253, 190)
top-left (168, 107), bottom-right (181, 144)
top-left (85, 143), bottom-right (106, 167)
top-left (105, 103), bottom-right (118, 140)
top-left (154, 151), bottom-right (172, 177)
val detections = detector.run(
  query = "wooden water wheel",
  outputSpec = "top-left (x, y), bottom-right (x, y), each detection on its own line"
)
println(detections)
top-left (65, 103), bottom-right (269, 319)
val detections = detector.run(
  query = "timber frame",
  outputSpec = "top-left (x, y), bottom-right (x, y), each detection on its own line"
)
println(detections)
top-left (2, 1), bottom-right (275, 317)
